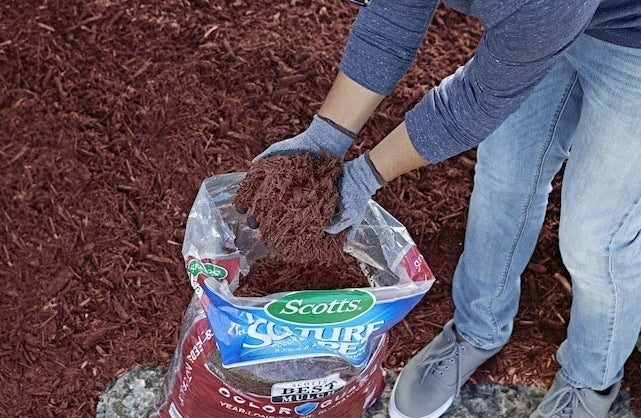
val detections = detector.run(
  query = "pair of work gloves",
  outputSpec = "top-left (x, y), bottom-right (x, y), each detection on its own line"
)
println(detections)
top-left (252, 114), bottom-right (385, 241)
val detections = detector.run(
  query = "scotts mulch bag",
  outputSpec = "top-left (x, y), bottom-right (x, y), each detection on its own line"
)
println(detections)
top-left (150, 173), bottom-right (435, 418)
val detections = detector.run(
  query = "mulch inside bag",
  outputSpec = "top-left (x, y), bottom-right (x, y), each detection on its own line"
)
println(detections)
top-left (234, 257), bottom-right (368, 296)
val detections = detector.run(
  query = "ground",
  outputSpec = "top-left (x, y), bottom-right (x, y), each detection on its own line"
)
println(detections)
top-left (1, 1), bottom-right (640, 417)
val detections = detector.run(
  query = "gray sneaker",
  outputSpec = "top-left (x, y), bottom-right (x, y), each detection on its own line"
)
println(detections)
top-left (388, 320), bottom-right (503, 418)
top-left (530, 372), bottom-right (621, 418)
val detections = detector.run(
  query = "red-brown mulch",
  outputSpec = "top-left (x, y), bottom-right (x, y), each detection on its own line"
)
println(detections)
top-left (234, 153), bottom-right (347, 265)
top-left (1, 1), bottom-right (639, 417)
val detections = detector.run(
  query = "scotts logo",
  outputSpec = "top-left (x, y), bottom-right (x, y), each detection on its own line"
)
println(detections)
top-left (186, 259), bottom-right (228, 281)
top-left (264, 290), bottom-right (375, 325)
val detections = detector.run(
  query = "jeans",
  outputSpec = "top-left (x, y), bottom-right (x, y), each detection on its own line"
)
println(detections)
top-left (451, 34), bottom-right (641, 390)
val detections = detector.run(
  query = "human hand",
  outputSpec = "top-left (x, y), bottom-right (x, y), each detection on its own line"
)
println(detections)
top-left (253, 114), bottom-right (355, 161)
top-left (326, 152), bottom-right (385, 241)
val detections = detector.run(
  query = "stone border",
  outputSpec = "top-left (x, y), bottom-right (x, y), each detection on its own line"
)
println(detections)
top-left (97, 366), bottom-right (638, 418)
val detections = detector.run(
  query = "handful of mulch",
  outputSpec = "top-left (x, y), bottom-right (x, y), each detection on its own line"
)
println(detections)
top-left (234, 152), bottom-right (348, 265)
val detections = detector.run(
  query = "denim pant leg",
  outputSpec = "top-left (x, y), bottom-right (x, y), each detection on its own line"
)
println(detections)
top-left (556, 35), bottom-right (641, 390)
top-left (452, 56), bottom-right (582, 349)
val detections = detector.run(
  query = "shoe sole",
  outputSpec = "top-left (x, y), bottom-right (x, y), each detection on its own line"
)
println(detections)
top-left (387, 374), bottom-right (455, 418)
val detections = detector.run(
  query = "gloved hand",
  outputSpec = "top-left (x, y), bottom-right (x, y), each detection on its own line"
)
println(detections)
top-left (253, 114), bottom-right (356, 161)
top-left (326, 151), bottom-right (385, 241)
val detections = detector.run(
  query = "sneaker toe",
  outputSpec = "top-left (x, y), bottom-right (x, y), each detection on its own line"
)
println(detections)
top-left (388, 365), bottom-right (455, 418)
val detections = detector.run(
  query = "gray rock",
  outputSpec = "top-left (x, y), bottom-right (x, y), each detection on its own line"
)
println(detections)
top-left (97, 367), bottom-right (638, 418)
top-left (96, 366), bottom-right (165, 418)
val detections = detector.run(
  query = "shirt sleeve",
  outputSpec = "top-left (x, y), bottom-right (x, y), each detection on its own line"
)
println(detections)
top-left (338, 0), bottom-right (440, 96)
top-left (405, 0), bottom-right (601, 163)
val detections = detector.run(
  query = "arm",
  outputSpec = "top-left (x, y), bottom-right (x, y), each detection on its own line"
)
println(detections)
top-left (338, 0), bottom-right (599, 180)
top-left (327, 0), bottom-right (604, 238)
top-left (320, 0), bottom-right (437, 176)
top-left (369, 122), bottom-right (426, 182)
top-left (256, 0), bottom-right (436, 161)
top-left (405, 0), bottom-right (601, 164)
top-left (339, 0), bottom-right (439, 96)
top-left (253, 71), bottom-right (384, 161)
top-left (317, 72), bottom-right (384, 135)
top-left (316, 75), bottom-right (427, 184)
top-left (319, 0), bottom-right (439, 132)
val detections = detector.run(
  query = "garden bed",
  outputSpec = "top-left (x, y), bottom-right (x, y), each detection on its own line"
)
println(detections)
top-left (1, 1), bottom-right (639, 416)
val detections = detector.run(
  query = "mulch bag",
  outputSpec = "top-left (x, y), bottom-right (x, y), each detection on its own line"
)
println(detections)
top-left (150, 173), bottom-right (435, 418)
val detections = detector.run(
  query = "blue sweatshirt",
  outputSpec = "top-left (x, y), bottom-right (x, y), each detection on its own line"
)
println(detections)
top-left (338, 0), bottom-right (641, 163)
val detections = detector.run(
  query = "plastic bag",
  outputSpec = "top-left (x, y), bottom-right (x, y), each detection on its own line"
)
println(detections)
top-left (150, 173), bottom-right (435, 418)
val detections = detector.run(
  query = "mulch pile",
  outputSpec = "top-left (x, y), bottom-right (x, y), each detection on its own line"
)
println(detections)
top-left (1, 1), bottom-right (639, 417)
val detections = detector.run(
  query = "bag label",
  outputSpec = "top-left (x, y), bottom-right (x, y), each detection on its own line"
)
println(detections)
top-left (264, 290), bottom-right (375, 325)
top-left (200, 282), bottom-right (425, 367)
top-left (270, 373), bottom-right (346, 403)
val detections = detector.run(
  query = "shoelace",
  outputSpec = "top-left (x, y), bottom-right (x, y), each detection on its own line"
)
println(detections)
top-left (536, 385), bottom-right (598, 418)
top-left (417, 338), bottom-right (465, 396)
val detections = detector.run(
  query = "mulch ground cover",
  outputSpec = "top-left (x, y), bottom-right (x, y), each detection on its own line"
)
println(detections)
top-left (1, 1), bottom-right (639, 417)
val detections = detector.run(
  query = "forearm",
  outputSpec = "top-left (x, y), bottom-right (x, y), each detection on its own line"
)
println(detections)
top-left (339, 0), bottom-right (438, 95)
top-left (406, 0), bottom-right (599, 163)
top-left (369, 122), bottom-right (428, 182)
top-left (318, 72), bottom-right (384, 134)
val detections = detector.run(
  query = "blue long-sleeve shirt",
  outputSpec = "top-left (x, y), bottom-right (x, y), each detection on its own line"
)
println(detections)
top-left (338, 0), bottom-right (641, 163)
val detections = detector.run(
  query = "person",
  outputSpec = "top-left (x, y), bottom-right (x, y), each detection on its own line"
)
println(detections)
top-left (253, 0), bottom-right (641, 417)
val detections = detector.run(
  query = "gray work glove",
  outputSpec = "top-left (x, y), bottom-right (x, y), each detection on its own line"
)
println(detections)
top-left (326, 152), bottom-right (385, 241)
top-left (253, 114), bottom-right (356, 161)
